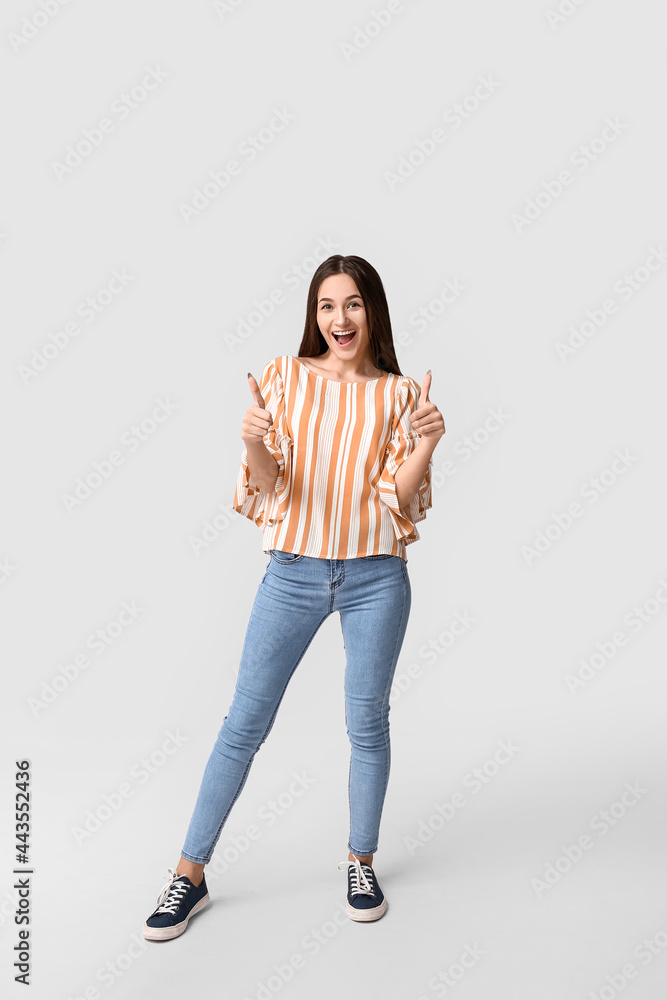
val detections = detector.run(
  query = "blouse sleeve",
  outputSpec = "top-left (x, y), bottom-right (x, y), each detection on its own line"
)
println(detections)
top-left (232, 359), bottom-right (293, 529)
top-left (376, 376), bottom-right (433, 545)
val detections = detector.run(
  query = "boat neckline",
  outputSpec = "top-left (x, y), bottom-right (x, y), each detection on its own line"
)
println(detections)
top-left (291, 356), bottom-right (390, 385)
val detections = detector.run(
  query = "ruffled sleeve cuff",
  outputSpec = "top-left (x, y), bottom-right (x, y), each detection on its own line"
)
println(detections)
top-left (232, 433), bottom-right (293, 530)
top-left (377, 438), bottom-right (433, 545)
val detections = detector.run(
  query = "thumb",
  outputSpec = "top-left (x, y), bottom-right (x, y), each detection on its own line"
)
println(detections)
top-left (247, 372), bottom-right (266, 409)
top-left (419, 370), bottom-right (432, 405)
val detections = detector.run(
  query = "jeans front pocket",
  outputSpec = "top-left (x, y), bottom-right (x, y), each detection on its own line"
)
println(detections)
top-left (364, 553), bottom-right (394, 561)
top-left (269, 549), bottom-right (305, 564)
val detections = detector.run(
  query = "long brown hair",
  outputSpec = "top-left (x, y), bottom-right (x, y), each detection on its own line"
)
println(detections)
top-left (296, 255), bottom-right (403, 376)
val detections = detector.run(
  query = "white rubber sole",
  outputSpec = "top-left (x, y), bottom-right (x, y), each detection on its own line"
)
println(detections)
top-left (346, 897), bottom-right (387, 921)
top-left (143, 893), bottom-right (210, 941)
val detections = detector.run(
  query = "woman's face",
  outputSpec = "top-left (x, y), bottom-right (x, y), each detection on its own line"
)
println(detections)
top-left (316, 273), bottom-right (372, 363)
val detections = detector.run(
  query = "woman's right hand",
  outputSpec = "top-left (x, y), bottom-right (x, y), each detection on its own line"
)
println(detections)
top-left (241, 373), bottom-right (273, 444)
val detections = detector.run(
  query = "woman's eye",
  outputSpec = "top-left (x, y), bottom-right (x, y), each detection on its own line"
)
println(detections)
top-left (320, 301), bottom-right (362, 310)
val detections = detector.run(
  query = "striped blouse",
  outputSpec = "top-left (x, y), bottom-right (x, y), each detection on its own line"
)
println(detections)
top-left (232, 355), bottom-right (432, 562)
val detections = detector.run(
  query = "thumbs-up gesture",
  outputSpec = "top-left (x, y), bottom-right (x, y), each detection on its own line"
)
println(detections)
top-left (410, 370), bottom-right (446, 443)
top-left (241, 372), bottom-right (274, 444)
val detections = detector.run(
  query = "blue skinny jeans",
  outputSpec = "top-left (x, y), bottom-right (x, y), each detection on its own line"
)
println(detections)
top-left (180, 549), bottom-right (411, 863)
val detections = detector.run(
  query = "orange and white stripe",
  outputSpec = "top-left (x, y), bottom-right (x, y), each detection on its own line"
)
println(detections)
top-left (233, 355), bottom-right (432, 562)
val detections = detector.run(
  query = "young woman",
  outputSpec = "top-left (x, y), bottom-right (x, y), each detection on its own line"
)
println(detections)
top-left (143, 254), bottom-right (445, 940)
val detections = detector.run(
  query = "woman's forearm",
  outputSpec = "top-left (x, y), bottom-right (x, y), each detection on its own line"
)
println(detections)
top-left (245, 438), bottom-right (280, 493)
top-left (393, 437), bottom-right (436, 509)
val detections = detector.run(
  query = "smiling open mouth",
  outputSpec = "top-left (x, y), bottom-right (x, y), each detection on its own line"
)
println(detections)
top-left (333, 330), bottom-right (356, 346)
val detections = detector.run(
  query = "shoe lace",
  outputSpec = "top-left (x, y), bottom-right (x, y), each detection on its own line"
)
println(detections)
top-left (154, 868), bottom-right (192, 914)
top-left (337, 856), bottom-right (375, 897)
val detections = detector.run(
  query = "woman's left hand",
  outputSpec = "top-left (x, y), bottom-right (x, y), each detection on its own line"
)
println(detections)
top-left (411, 370), bottom-right (446, 443)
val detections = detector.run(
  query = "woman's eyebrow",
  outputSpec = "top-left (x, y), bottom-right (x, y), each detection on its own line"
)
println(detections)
top-left (318, 293), bottom-right (363, 303)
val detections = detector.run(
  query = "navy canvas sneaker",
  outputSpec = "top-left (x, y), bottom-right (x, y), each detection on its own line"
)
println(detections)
top-left (337, 855), bottom-right (387, 921)
top-left (143, 868), bottom-right (210, 941)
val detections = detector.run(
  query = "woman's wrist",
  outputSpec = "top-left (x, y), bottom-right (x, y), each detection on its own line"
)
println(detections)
top-left (244, 437), bottom-right (279, 492)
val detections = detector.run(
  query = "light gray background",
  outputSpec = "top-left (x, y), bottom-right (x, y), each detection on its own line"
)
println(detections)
top-left (2, 1), bottom-right (666, 998)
